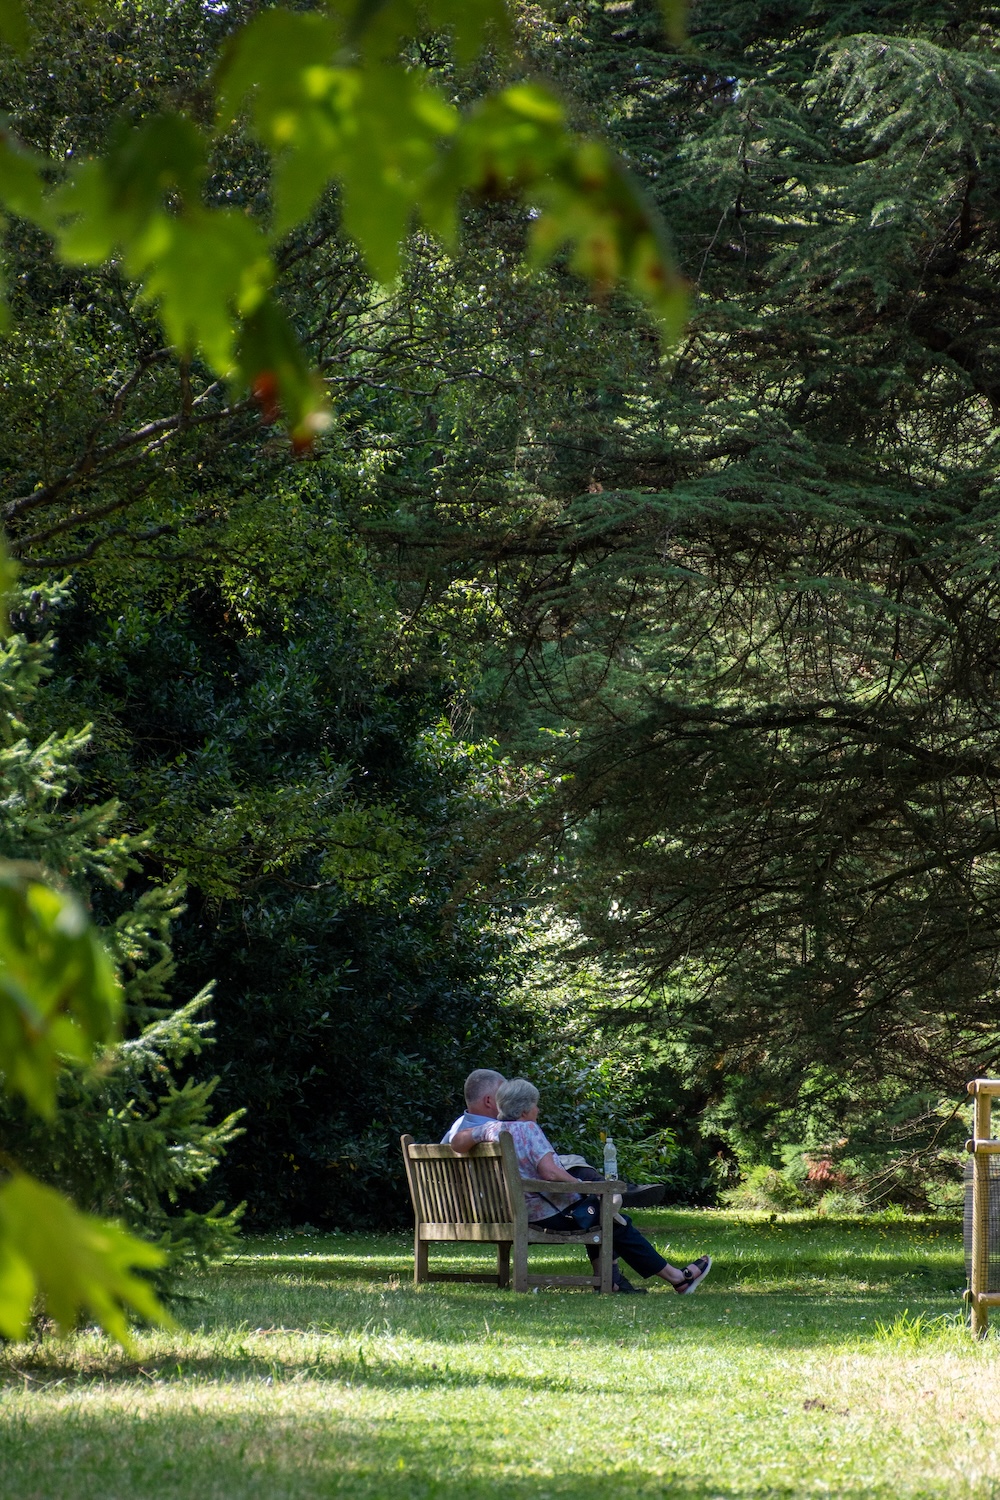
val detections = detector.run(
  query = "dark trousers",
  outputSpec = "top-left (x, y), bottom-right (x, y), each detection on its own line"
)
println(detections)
top-left (535, 1201), bottom-right (668, 1280)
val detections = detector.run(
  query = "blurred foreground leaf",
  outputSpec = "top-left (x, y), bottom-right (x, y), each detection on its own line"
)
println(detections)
top-left (659, 0), bottom-right (688, 45)
top-left (218, 16), bottom-right (459, 272)
top-left (49, 115), bottom-right (274, 368)
top-left (340, 0), bottom-right (511, 62)
top-left (0, 0), bottom-right (689, 437)
top-left (0, 1174), bottom-right (174, 1345)
top-left (0, 0), bottom-right (29, 54)
top-left (219, 16), bottom-right (686, 341)
top-left (237, 299), bottom-right (330, 450)
top-left (0, 564), bottom-right (176, 1351)
top-left (0, 862), bottom-right (122, 1119)
top-left (452, 85), bottom-right (688, 340)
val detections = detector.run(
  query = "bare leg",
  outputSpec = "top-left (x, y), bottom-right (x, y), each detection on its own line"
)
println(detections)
top-left (657, 1262), bottom-right (694, 1286)
top-left (656, 1256), bottom-right (711, 1290)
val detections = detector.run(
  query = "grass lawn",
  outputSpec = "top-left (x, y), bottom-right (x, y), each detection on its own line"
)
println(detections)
top-left (0, 1208), bottom-right (994, 1499)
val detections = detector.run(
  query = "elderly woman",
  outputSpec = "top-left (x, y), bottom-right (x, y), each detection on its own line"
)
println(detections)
top-left (451, 1077), bottom-right (712, 1293)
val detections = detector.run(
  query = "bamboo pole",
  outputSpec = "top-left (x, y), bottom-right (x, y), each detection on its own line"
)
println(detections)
top-left (971, 1090), bottom-right (992, 1338)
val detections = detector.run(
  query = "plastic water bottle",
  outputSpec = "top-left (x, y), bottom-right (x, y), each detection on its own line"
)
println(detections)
top-left (603, 1137), bottom-right (618, 1182)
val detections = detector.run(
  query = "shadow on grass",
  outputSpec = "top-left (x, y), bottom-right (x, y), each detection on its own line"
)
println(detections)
top-left (217, 1240), bottom-right (964, 1309)
top-left (176, 1222), bottom-right (964, 1355)
top-left (0, 1351), bottom-right (628, 1395)
top-left (0, 1404), bottom-right (929, 1500)
top-left (0, 1216), bottom-right (966, 1398)
top-left (229, 1250), bottom-right (960, 1285)
top-left (0, 1285), bottom-right (968, 1392)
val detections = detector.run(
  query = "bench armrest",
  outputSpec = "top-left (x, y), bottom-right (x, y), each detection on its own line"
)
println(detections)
top-left (519, 1178), bottom-right (624, 1194)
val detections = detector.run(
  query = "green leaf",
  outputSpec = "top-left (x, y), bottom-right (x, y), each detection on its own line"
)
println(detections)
top-left (532, 146), bottom-right (689, 342)
top-left (658, 0), bottom-right (688, 46)
top-left (49, 114), bottom-right (274, 372)
top-left (426, 0), bottom-right (510, 62)
top-left (130, 209), bottom-right (273, 371)
top-left (445, 85), bottom-right (688, 342)
top-left (0, 1173), bottom-right (174, 1346)
top-left (215, 9), bottom-right (340, 135)
top-left (0, 863), bottom-right (122, 1119)
top-left (501, 82), bottom-right (565, 126)
top-left (0, 0), bottom-right (29, 54)
top-left (48, 158), bottom-right (117, 262)
top-left (264, 67), bottom-right (364, 235)
top-left (0, 122), bottom-right (46, 327)
top-left (337, 67), bottom-right (457, 281)
top-left (35, 14), bottom-right (683, 437)
top-left (0, 0), bottom-right (107, 49)
top-left (219, 12), bottom-right (351, 232)
top-left (0, 122), bottom-right (45, 219)
top-left (221, 18), bottom-right (459, 265)
top-left (51, 113), bottom-right (209, 265)
top-left (0, 530), bottom-right (16, 624)
top-left (104, 112), bottom-right (206, 214)
top-left (236, 298), bottom-right (330, 450)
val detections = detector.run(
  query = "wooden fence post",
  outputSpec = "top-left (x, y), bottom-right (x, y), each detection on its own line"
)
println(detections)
top-left (965, 1080), bottom-right (1000, 1338)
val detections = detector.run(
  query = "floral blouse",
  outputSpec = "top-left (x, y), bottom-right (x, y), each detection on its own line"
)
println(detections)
top-left (469, 1120), bottom-right (581, 1222)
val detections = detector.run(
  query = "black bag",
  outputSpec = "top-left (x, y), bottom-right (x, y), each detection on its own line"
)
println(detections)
top-left (568, 1194), bottom-right (600, 1231)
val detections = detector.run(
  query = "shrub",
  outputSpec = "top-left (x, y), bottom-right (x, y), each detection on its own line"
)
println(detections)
top-left (722, 1164), bottom-right (806, 1213)
top-left (816, 1190), bottom-right (867, 1217)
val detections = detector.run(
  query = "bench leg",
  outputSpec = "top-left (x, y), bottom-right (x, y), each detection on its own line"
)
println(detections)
top-left (598, 1199), bottom-right (614, 1293)
top-left (497, 1241), bottom-right (511, 1289)
top-left (513, 1223), bottom-right (529, 1292)
top-left (414, 1232), bottom-right (429, 1287)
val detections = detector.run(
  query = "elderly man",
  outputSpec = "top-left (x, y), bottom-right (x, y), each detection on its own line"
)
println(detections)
top-left (441, 1068), bottom-right (505, 1144)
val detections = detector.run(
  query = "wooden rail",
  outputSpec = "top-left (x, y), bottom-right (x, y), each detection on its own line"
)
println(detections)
top-left (967, 1079), bottom-right (997, 1337)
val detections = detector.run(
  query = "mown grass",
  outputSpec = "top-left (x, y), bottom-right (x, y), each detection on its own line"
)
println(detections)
top-left (1, 1209), bottom-right (996, 1499)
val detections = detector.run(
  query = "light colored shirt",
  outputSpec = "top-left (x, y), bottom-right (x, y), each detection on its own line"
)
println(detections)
top-left (469, 1120), bottom-right (580, 1223)
top-left (441, 1110), bottom-right (495, 1144)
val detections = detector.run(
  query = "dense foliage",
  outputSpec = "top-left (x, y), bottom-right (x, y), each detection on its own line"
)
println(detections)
top-left (0, 0), bottom-right (554, 1231)
top-left (7, 0), bottom-right (1000, 1224)
top-left (0, 585), bottom-right (243, 1272)
top-left (467, 0), bottom-right (1000, 1180)
top-left (345, 0), bottom-right (1000, 1187)
top-left (54, 577), bottom-right (526, 1228)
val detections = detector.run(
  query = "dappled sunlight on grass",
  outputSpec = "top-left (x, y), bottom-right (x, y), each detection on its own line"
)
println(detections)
top-left (2, 1210), bottom-right (997, 1499)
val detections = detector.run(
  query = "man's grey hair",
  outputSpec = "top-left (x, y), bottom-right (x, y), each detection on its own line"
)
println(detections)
top-left (464, 1068), bottom-right (505, 1108)
top-left (497, 1077), bottom-right (539, 1121)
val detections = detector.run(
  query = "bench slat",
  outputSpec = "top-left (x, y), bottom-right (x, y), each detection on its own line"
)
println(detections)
top-left (407, 1142), bottom-right (502, 1159)
top-left (419, 1222), bottom-right (516, 1241)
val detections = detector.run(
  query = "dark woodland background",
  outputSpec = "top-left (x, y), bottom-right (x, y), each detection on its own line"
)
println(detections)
top-left (2, 0), bottom-right (997, 1250)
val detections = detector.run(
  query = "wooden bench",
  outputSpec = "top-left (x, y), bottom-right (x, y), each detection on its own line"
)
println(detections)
top-left (400, 1132), bottom-right (623, 1293)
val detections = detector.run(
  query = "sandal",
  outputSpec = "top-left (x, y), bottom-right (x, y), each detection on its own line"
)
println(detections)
top-left (674, 1255), bottom-right (712, 1294)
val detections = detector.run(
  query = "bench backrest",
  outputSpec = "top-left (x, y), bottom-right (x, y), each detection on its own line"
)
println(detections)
top-left (401, 1133), bottom-right (525, 1236)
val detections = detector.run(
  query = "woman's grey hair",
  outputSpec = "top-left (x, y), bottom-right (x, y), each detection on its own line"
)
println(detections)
top-left (497, 1077), bottom-right (539, 1121)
